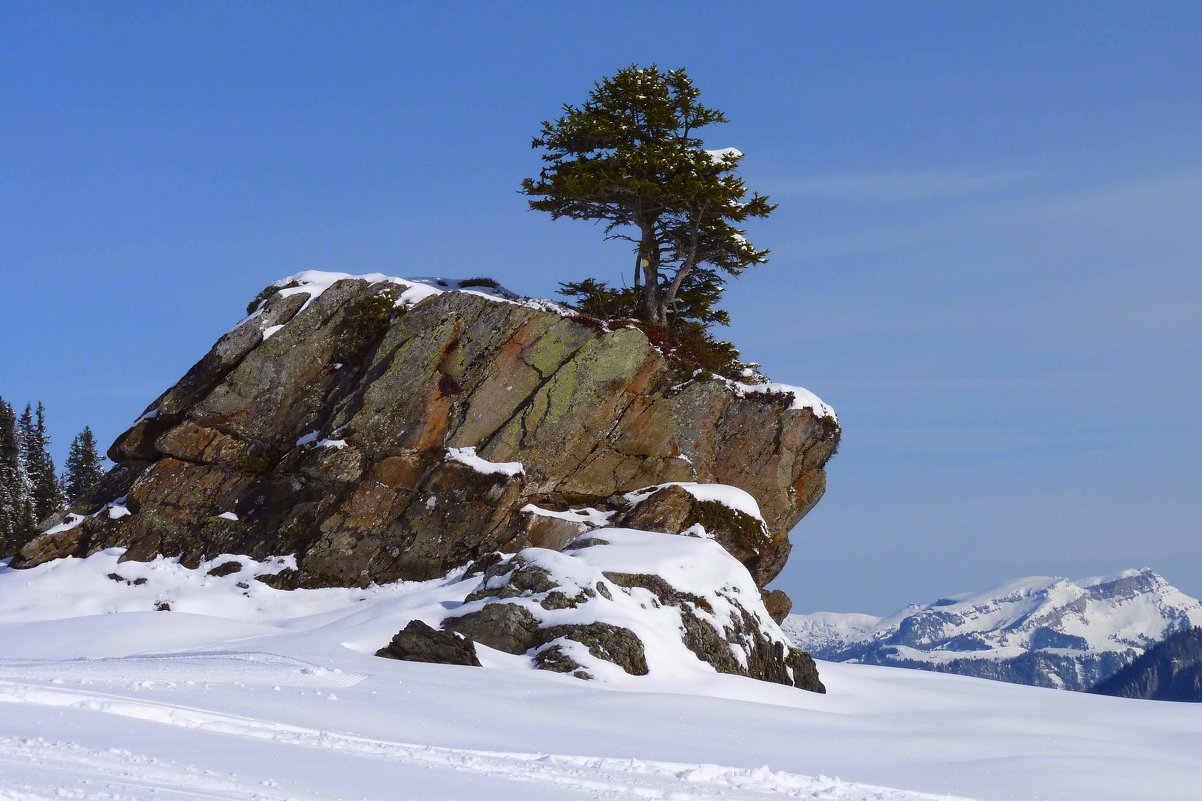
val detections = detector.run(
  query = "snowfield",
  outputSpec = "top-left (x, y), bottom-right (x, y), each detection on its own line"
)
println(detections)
top-left (0, 554), bottom-right (1199, 801)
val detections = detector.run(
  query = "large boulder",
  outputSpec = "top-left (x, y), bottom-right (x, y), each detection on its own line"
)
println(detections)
top-left (376, 620), bottom-right (482, 667)
top-left (16, 272), bottom-right (839, 594)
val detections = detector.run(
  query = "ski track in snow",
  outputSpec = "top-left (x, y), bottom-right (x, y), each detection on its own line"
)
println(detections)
top-left (0, 736), bottom-right (301, 801)
top-left (0, 652), bottom-right (365, 689)
top-left (0, 675), bottom-right (970, 801)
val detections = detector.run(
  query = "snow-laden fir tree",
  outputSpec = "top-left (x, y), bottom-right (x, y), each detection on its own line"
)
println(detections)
top-left (13, 405), bottom-right (37, 546)
top-left (63, 425), bottom-right (106, 504)
top-left (23, 402), bottom-right (64, 522)
top-left (0, 397), bottom-right (22, 556)
top-left (521, 64), bottom-right (774, 340)
top-left (6, 402), bottom-right (66, 554)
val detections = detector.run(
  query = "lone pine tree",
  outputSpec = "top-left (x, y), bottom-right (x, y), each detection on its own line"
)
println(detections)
top-left (521, 65), bottom-right (774, 338)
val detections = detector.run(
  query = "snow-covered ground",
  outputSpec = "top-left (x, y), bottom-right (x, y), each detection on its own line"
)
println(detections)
top-left (1, 554), bottom-right (1199, 801)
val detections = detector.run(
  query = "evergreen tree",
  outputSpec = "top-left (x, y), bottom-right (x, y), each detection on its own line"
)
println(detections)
top-left (63, 425), bottom-right (106, 503)
top-left (0, 397), bottom-right (21, 557)
top-left (14, 496), bottom-right (36, 551)
top-left (27, 402), bottom-right (64, 521)
top-left (522, 65), bottom-right (774, 331)
top-left (15, 404), bottom-right (35, 512)
top-left (10, 402), bottom-right (64, 552)
top-left (4, 402), bottom-right (38, 556)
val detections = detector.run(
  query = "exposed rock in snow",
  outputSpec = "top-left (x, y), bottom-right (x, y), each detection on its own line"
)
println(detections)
top-left (616, 483), bottom-right (780, 587)
top-left (623, 481), bottom-right (766, 521)
top-left (437, 529), bottom-right (823, 690)
top-left (376, 620), bottom-right (482, 667)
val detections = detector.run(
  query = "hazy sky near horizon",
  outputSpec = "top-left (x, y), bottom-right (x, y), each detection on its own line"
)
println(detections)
top-left (2, 2), bottom-right (1200, 614)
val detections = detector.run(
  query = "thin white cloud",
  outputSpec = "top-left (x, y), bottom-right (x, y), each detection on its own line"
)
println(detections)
top-left (773, 167), bottom-right (1202, 261)
top-left (766, 167), bottom-right (1036, 201)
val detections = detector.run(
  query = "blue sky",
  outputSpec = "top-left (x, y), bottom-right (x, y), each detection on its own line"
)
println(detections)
top-left (2, 2), bottom-right (1199, 613)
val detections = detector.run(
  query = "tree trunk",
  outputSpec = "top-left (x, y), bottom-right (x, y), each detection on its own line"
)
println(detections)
top-left (660, 212), bottom-right (703, 329)
top-left (635, 224), bottom-right (660, 324)
top-left (659, 261), bottom-right (692, 328)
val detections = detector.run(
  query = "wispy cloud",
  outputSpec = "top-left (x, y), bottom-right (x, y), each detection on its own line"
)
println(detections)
top-left (765, 167), bottom-right (1036, 202)
top-left (769, 166), bottom-right (1202, 261)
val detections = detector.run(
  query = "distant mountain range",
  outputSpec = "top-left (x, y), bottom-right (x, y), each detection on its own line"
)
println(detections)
top-left (784, 568), bottom-right (1202, 691)
top-left (1090, 627), bottom-right (1202, 701)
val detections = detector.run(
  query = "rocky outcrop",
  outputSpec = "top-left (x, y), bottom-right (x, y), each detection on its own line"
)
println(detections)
top-left (435, 529), bottom-right (824, 691)
top-left (17, 273), bottom-right (839, 602)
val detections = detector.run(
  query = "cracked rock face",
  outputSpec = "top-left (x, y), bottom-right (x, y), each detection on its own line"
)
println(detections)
top-left (16, 276), bottom-right (838, 596)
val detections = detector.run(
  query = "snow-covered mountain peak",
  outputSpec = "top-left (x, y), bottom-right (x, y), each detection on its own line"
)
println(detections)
top-left (1077, 566), bottom-right (1158, 588)
top-left (784, 568), bottom-right (1202, 691)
